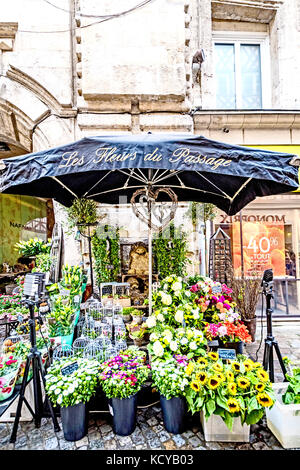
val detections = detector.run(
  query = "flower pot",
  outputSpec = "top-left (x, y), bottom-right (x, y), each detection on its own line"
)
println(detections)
top-left (266, 382), bottom-right (300, 449)
top-left (218, 339), bottom-right (244, 355)
top-left (110, 394), bottom-right (138, 436)
top-left (122, 314), bottom-right (131, 323)
top-left (60, 402), bottom-right (88, 441)
top-left (132, 315), bottom-right (143, 325)
top-left (160, 395), bottom-right (186, 434)
top-left (243, 317), bottom-right (257, 343)
top-left (133, 338), bottom-right (144, 347)
top-left (200, 411), bottom-right (250, 442)
top-left (0, 369), bottom-right (19, 402)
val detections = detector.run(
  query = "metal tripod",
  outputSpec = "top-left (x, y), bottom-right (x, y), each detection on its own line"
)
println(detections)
top-left (10, 300), bottom-right (60, 443)
top-left (262, 282), bottom-right (287, 383)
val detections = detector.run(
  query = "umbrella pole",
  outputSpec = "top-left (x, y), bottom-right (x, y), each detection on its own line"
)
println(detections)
top-left (239, 211), bottom-right (245, 279)
top-left (148, 195), bottom-right (153, 317)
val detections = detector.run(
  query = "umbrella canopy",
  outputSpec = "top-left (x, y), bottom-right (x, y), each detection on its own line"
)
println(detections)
top-left (0, 133), bottom-right (298, 215)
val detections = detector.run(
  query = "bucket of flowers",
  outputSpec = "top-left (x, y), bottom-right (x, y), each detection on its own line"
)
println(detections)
top-left (45, 357), bottom-right (100, 441)
top-left (0, 354), bottom-right (20, 401)
top-left (151, 354), bottom-right (189, 434)
top-left (99, 348), bottom-right (150, 436)
top-left (184, 352), bottom-right (275, 442)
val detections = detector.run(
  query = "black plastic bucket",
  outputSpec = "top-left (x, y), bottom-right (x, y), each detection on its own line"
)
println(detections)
top-left (110, 394), bottom-right (138, 436)
top-left (160, 395), bottom-right (186, 434)
top-left (60, 402), bottom-right (88, 441)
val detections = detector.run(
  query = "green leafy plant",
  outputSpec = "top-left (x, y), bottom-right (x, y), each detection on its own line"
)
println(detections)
top-left (282, 357), bottom-right (300, 404)
top-left (46, 296), bottom-right (75, 337)
top-left (15, 238), bottom-right (51, 257)
top-left (45, 357), bottom-right (100, 407)
top-left (153, 223), bottom-right (191, 280)
top-left (32, 253), bottom-right (52, 273)
top-left (67, 197), bottom-right (98, 228)
top-left (92, 225), bottom-right (121, 283)
top-left (151, 355), bottom-right (189, 399)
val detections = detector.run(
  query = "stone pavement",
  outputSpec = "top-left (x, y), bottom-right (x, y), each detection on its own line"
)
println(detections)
top-left (0, 321), bottom-right (299, 451)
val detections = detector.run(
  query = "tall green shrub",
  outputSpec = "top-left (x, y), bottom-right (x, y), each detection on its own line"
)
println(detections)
top-left (92, 225), bottom-right (121, 283)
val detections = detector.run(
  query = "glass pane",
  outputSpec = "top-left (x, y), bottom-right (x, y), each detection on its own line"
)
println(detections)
top-left (240, 44), bottom-right (262, 109)
top-left (214, 43), bottom-right (236, 109)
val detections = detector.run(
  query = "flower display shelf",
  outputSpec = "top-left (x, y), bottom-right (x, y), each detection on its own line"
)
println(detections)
top-left (200, 411), bottom-right (250, 443)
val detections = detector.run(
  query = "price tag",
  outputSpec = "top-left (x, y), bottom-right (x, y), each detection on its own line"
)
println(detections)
top-left (208, 340), bottom-right (219, 347)
top-left (218, 348), bottom-right (236, 360)
top-left (61, 361), bottom-right (79, 376)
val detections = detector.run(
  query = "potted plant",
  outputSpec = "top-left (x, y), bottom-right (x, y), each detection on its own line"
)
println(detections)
top-left (121, 307), bottom-right (135, 323)
top-left (204, 319), bottom-right (252, 355)
top-left (266, 357), bottom-right (300, 448)
top-left (116, 294), bottom-right (131, 308)
top-left (66, 197), bottom-right (98, 229)
top-left (130, 308), bottom-right (143, 325)
top-left (46, 296), bottom-right (76, 346)
top-left (151, 355), bottom-right (189, 434)
top-left (99, 348), bottom-right (150, 436)
top-left (0, 354), bottom-right (20, 401)
top-left (230, 275), bottom-right (261, 342)
top-left (45, 357), bottom-right (100, 441)
top-left (129, 323), bottom-right (148, 347)
top-left (185, 352), bottom-right (275, 442)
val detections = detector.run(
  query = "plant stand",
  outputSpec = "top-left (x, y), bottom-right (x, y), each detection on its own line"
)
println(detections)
top-left (266, 382), bottom-right (300, 449)
top-left (200, 411), bottom-right (250, 442)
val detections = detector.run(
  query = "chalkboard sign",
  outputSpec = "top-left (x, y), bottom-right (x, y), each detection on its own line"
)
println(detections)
top-left (218, 348), bottom-right (236, 360)
top-left (61, 361), bottom-right (79, 376)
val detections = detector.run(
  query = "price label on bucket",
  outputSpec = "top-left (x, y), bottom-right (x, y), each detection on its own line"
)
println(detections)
top-left (61, 361), bottom-right (79, 376)
top-left (218, 348), bottom-right (236, 360)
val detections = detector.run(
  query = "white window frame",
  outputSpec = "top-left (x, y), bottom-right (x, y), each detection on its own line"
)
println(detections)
top-left (212, 31), bottom-right (271, 109)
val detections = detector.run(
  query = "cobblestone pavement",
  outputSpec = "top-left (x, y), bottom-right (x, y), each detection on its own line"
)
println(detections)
top-left (0, 321), bottom-right (299, 451)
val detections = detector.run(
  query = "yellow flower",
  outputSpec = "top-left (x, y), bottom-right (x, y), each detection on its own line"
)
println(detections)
top-left (231, 361), bottom-right (241, 373)
top-left (237, 376), bottom-right (250, 390)
top-left (197, 357), bottom-right (208, 369)
top-left (190, 380), bottom-right (201, 392)
top-left (226, 370), bottom-right (234, 382)
top-left (256, 369), bottom-right (269, 383)
top-left (215, 372), bottom-right (225, 382)
top-left (212, 362), bottom-right (223, 372)
top-left (196, 371), bottom-right (207, 386)
top-left (227, 398), bottom-right (240, 413)
top-left (244, 359), bottom-right (254, 372)
top-left (208, 376), bottom-right (221, 390)
top-left (208, 352), bottom-right (219, 361)
top-left (185, 362), bottom-right (194, 376)
top-left (227, 382), bottom-right (237, 395)
top-left (255, 382), bottom-right (265, 392)
top-left (257, 392), bottom-right (273, 407)
top-left (253, 362), bottom-right (262, 369)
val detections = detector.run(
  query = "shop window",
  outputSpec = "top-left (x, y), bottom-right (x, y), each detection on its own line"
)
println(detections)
top-left (213, 33), bottom-right (271, 109)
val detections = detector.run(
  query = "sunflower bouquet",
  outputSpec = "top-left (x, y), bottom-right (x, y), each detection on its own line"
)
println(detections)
top-left (185, 353), bottom-right (275, 431)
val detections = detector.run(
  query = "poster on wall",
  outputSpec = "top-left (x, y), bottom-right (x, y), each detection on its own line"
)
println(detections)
top-left (232, 221), bottom-right (285, 277)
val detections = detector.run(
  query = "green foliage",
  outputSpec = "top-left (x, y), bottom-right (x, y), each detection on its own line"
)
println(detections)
top-left (92, 225), bottom-right (121, 283)
top-left (153, 223), bottom-right (190, 280)
top-left (185, 202), bottom-right (217, 226)
top-left (15, 238), bottom-right (51, 256)
top-left (67, 197), bottom-right (98, 228)
top-left (32, 253), bottom-right (52, 273)
top-left (282, 357), bottom-right (300, 404)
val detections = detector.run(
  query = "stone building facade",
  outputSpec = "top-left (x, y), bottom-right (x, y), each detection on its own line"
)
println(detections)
top-left (1, 1), bottom-right (300, 306)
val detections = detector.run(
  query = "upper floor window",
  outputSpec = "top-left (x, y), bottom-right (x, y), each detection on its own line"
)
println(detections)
top-left (213, 33), bottom-right (271, 110)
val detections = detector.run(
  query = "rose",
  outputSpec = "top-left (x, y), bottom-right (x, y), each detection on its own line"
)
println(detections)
top-left (175, 310), bottom-right (184, 323)
top-left (146, 316), bottom-right (156, 328)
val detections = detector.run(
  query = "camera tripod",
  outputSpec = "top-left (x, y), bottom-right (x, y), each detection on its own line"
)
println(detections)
top-left (262, 278), bottom-right (287, 383)
top-left (10, 300), bottom-right (60, 443)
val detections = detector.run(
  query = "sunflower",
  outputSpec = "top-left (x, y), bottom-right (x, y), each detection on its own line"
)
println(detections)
top-left (237, 376), bottom-right (250, 390)
top-left (212, 362), bottom-right (223, 372)
top-left (208, 376), bottom-right (221, 390)
top-left (231, 361), bottom-right (241, 373)
top-left (253, 362), bottom-right (262, 369)
top-left (227, 382), bottom-right (237, 395)
top-left (257, 392), bottom-right (273, 407)
top-left (208, 352), bottom-right (219, 361)
top-left (244, 359), bottom-right (254, 372)
top-left (255, 382), bottom-right (265, 392)
top-left (227, 398), bottom-right (240, 413)
top-left (226, 370), bottom-right (234, 382)
top-left (197, 357), bottom-right (208, 368)
top-left (196, 371), bottom-right (207, 385)
top-left (215, 372), bottom-right (226, 382)
top-left (185, 362), bottom-right (194, 376)
top-left (190, 380), bottom-right (201, 392)
top-left (256, 369), bottom-right (269, 383)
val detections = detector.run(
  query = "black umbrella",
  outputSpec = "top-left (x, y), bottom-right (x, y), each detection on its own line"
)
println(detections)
top-left (0, 133), bottom-right (298, 311)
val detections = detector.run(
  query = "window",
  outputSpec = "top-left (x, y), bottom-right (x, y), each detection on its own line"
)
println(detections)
top-left (213, 33), bottom-right (270, 110)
